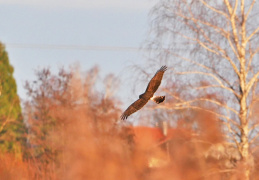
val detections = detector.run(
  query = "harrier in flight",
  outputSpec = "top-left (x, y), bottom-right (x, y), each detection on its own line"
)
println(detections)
top-left (121, 65), bottom-right (167, 120)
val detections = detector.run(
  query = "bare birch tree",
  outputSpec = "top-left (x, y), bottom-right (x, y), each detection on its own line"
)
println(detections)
top-left (147, 0), bottom-right (259, 179)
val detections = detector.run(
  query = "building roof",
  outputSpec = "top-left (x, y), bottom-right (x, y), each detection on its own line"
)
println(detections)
top-left (132, 126), bottom-right (193, 148)
top-left (132, 126), bottom-right (165, 149)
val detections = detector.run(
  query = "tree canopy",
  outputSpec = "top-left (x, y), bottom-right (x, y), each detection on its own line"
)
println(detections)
top-left (0, 43), bottom-right (26, 156)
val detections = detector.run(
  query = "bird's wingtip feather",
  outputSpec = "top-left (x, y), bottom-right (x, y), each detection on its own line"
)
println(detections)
top-left (160, 65), bottom-right (167, 72)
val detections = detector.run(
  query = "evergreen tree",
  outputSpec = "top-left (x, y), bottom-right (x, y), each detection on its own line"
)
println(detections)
top-left (0, 43), bottom-right (26, 157)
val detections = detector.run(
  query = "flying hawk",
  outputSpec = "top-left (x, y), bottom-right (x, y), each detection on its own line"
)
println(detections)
top-left (121, 65), bottom-right (167, 120)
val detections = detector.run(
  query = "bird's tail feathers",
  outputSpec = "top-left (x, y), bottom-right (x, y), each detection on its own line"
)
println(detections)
top-left (151, 96), bottom-right (165, 104)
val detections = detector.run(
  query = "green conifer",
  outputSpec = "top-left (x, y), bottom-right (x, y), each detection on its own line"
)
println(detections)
top-left (0, 43), bottom-right (26, 157)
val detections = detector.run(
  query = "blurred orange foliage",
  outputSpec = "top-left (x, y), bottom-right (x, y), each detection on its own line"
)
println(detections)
top-left (0, 67), bottom-right (258, 180)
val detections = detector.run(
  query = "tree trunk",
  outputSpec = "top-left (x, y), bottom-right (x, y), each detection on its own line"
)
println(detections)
top-left (240, 98), bottom-right (250, 179)
top-left (239, 2), bottom-right (252, 177)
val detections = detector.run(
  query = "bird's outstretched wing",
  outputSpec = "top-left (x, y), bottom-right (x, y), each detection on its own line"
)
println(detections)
top-left (121, 65), bottom-right (167, 120)
top-left (145, 66), bottom-right (167, 93)
top-left (121, 98), bottom-right (149, 120)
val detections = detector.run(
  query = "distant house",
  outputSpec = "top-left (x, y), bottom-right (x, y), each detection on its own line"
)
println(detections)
top-left (132, 126), bottom-right (165, 149)
top-left (131, 124), bottom-right (242, 170)
top-left (131, 126), bottom-right (170, 168)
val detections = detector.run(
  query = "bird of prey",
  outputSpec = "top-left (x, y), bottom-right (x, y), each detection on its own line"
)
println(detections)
top-left (121, 65), bottom-right (167, 120)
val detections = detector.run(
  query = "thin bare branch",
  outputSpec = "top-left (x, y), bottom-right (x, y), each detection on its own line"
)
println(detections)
top-left (249, 123), bottom-right (259, 132)
top-left (246, 71), bottom-right (259, 96)
top-left (167, 51), bottom-right (239, 90)
top-left (162, 87), bottom-right (184, 103)
top-left (247, 80), bottom-right (258, 121)
top-left (155, 104), bottom-right (240, 128)
top-left (246, 26), bottom-right (259, 43)
top-left (245, 0), bottom-right (256, 20)
top-left (227, 34), bottom-right (240, 61)
top-left (247, 46), bottom-right (259, 72)
top-left (185, 14), bottom-right (240, 77)
top-left (168, 52), bottom-right (213, 71)
top-left (224, 0), bottom-right (241, 58)
top-left (225, 109), bottom-right (240, 147)
top-left (199, 0), bottom-right (229, 19)
top-left (174, 13), bottom-right (241, 77)
top-left (175, 12), bottom-right (229, 38)
top-left (249, 132), bottom-right (259, 144)
top-left (0, 101), bottom-right (15, 133)
top-left (176, 32), bottom-right (219, 54)
top-left (183, 6), bottom-right (234, 62)
top-left (175, 71), bottom-right (239, 97)
top-left (174, 98), bottom-right (238, 115)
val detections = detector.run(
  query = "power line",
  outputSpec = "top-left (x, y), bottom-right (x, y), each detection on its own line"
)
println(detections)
top-left (5, 42), bottom-right (185, 52)
top-left (6, 43), bottom-right (143, 52)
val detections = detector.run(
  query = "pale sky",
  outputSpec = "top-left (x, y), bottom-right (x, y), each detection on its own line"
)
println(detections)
top-left (0, 0), bottom-right (158, 111)
top-left (0, 0), bottom-right (155, 10)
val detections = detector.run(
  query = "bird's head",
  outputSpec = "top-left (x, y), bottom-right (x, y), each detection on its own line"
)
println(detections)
top-left (139, 93), bottom-right (144, 99)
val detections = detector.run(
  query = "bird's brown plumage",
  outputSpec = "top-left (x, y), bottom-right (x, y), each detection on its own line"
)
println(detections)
top-left (145, 66), bottom-right (167, 93)
top-left (121, 66), bottom-right (167, 120)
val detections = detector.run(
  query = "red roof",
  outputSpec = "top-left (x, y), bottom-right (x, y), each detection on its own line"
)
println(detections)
top-left (131, 126), bottom-right (193, 148)
top-left (132, 126), bottom-right (165, 149)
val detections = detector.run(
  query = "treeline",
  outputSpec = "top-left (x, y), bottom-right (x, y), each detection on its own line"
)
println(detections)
top-left (0, 43), bottom-right (135, 179)
top-left (1, 43), bottom-right (259, 179)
